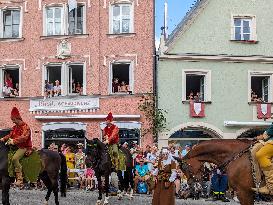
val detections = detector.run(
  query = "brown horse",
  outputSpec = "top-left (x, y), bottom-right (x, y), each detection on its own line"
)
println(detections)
top-left (176, 139), bottom-right (258, 205)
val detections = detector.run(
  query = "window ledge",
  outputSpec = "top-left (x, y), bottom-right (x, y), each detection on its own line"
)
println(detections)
top-left (0, 37), bottom-right (24, 42)
top-left (182, 100), bottom-right (212, 104)
top-left (107, 33), bottom-right (136, 38)
top-left (40, 34), bottom-right (89, 40)
top-left (248, 102), bottom-right (273, 105)
top-left (110, 92), bottom-right (134, 96)
top-left (230, 40), bottom-right (258, 44)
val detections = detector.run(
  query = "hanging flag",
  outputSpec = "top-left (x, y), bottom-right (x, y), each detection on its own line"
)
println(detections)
top-left (68, 0), bottom-right (77, 12)
top-left (257, 103), bottom-right (271, 119)
top-left (190, 101), bottom-right (205, 118)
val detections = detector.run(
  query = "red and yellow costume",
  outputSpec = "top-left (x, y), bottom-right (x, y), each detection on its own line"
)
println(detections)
top-left (103, 112), bottom-right (120, 169)
top-left (1, 107), bottom-right (32, 186)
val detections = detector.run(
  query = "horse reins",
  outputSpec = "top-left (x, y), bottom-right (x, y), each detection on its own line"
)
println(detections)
top-left (218, 140), bottom-right (257, 172)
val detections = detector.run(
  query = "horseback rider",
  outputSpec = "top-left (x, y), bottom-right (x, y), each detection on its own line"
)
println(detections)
top-left (252, 123), bottom-right (273, 195)
top-left (103, 112), bottom-right (119, 171)
top-left (0, 107), bottom-right (32, 187)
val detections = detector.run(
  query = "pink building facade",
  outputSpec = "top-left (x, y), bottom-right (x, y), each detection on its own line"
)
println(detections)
top-left (0, 0), bottom-right (154, 149)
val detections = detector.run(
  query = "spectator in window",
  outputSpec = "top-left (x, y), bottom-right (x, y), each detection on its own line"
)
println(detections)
top-left (112, 78), bottom-right (119, 93)
top-left (44, 80), bottom-right (53, 98)
top-left (118, 81), bottom-right (129, 92)
top-left (75, 82), bottom-right (83, 95)
top-left (194, 92), bottom-right (202, 102)
top-left (134, 158), bottom-right (151, 193)
top-left (188, 91), bottom-right (194, 100)
top-left (13, 83), bottom-right (19, 96)
top-left (5, 72), bottom-right (13, 88)
top-left (72, 79), bottom-right (76, 93)
top-left (3, 82), bottom-right (15, 97)
top-left (53, 80), bottom-right (62, 96)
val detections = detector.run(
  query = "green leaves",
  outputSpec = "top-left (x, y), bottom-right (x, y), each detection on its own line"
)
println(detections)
top-left (138, 93), bottom-right (167, 141)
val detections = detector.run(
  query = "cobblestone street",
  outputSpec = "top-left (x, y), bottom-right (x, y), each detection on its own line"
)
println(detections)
top-left (1, 189), bottom-right (272, 205)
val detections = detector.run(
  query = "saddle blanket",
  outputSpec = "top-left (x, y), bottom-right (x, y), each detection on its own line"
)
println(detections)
top-left (8, 150), bottom-right (42, 183)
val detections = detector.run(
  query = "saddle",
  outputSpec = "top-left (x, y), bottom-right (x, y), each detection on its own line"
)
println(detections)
top-left (8, 148), bottom-right (42, 183)
top-left (250, 141), bottom-right (273, 187)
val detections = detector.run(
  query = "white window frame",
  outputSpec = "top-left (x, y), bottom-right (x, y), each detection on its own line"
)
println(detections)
top-left (109, 2), bottom-right (134, 34)
top-left (182, 70), bottom-right (211, 102)
top-left (43, 3), bottom-right (86, 36)
top-left (248, 71), bottom-right (273, 103)
top-left (0, 65), bottom-right (21, 97)
top-left (68, 3), bottom-right (87, 35)
top-left (109, 61), bottom-right (134, 94)
top-left (42, 62), bottom-right (86, 96)
top-left (0, 7), bottom-right (23, 38)
top-left (231, 15), bottom-right (257, 41)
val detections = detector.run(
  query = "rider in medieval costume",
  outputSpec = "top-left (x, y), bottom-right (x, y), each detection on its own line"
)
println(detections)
top-left (0, 107), bottom-right (32, 187)
top-left (103, 112), bottom-right (119, 171)
top-left (252, 123), bottom-right (273, 195)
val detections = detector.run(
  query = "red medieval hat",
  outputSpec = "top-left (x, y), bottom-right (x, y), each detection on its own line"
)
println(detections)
top-left (11, 107), bottom-right (22, 120)
top-left (105, 112), bottom-right (113, 122)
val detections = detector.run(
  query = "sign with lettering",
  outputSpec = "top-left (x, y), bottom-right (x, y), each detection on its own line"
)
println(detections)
top-left (29, 97), bottom-right (99, 112)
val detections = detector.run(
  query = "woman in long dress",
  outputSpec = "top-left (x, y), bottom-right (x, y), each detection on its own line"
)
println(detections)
top-left (152, 149), bottom-right (177, 205)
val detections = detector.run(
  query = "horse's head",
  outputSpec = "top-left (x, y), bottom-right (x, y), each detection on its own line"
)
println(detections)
top-left (174, 156), bottom-right (203, 185)
top-left (85, 138), bottom-right (101, 168)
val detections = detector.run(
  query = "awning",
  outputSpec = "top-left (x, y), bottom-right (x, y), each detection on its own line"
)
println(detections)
top-left (42, 122), bottom-right (87, 131)
top-left (224, 121), bottom-right (272, 127)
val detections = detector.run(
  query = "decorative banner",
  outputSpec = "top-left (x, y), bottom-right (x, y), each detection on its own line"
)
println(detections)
top-left (190, 101), bottom-right (205, 118)
top-left (30, 97), bottom-right (99, 112)
top-left (257, 103), bottom-right (271, 119)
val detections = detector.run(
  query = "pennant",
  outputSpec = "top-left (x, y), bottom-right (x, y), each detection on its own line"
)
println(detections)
top-left (190, 101), bottom-right (205, 118)
top-left (257, 103), bottom-right (271, 119)
top-left (68, 0), bottom-right (77, 12)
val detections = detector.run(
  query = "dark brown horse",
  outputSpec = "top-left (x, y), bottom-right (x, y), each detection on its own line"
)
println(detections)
top-left (0, 141), bottom-right (67, 205)
top-left (176, 139), bottom-right (257, 205)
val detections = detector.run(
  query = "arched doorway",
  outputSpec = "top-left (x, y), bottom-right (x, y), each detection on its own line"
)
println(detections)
top-left (169, 127), bottom-right (220, 147)
top-left (237, 128), bottom-right (266, 139)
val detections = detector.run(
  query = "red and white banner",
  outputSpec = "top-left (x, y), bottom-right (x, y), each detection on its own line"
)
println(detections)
top-left (257, 103), bottom-right (271, 119)
top-left (190, 101), bottom-right (205, 118)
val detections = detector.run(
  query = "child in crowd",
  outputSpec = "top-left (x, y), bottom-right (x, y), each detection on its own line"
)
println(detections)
top-left (85, 166), bottom-right (95, 191)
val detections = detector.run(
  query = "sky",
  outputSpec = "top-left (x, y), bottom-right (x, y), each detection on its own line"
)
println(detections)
top-left (155, 0), bottom-right (197, 48)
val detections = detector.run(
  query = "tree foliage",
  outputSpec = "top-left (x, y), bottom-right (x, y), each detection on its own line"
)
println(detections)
top-left (138, 93), bottom-right (167, 141)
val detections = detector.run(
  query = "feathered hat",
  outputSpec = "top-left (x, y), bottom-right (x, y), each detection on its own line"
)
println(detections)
top-left (105, 112), bottom-right (113, 122)
top-left (11, 107), bottom-right (22, 120)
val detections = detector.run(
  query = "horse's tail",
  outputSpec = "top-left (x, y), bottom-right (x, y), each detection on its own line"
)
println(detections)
top-left (59, 153), bottom-right (67, 197)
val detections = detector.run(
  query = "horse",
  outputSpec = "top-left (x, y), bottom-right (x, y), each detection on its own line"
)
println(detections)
top-left (85, 138), bottom-right (134, 205)
top-left (0, 141), bottom-right (67, 205)
top-left (175, 139), bottom-right (261, 205)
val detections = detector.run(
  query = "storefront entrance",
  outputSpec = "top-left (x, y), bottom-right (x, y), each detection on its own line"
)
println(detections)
top-left (42, 122), bottom-right (86, 151)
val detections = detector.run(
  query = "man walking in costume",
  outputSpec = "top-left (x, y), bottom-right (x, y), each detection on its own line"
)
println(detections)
top-left (103, 112), bottom-right (119, 171)
top-left (0, 107), bottom-right (32, 187)
top-left (252, 123), bottom-right (273, 195)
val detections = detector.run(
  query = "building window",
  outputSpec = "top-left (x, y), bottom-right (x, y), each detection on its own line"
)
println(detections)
top-left (110, 4), bottom-right (133, 34)
top-left (0, 67), bottom-right (20, 98)
top-left (232, 16), bottom-right (256, 41)
top-left (251, 76), bottom-right (270, 103)
top-left (68, 5), bottom-right (84, 34)
top-left (111, 62), bottom-right (133, 94)
top-left (182, 70), bottom-right (211, 102)
top-left (44, 63), bottom-right (86, 98)
top-left (44, 4), bottom-right (86, 36)
top-left (1, 9), bottom-right (21, 38)
top-left (46, 7), bottom-right (63, 36)
top-left (68, 64), bottom-right (83, 95)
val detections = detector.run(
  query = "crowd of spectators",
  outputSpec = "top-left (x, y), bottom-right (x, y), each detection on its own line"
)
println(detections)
top-left (22, 141), bottom-right (272, 203)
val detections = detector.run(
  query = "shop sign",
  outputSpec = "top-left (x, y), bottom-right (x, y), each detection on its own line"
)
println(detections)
top-left (30, 97), bottom-right (99, 112)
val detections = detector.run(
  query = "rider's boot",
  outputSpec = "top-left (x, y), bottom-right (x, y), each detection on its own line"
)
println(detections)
top-left (14, 168), bottom-right (24, 187)
top-left (252, 165), bottom-right (273, 195)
